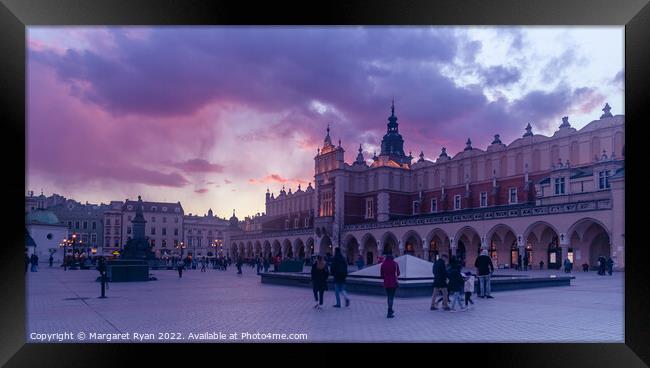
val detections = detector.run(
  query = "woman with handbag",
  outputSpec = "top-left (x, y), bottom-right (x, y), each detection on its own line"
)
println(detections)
top-left (311, 256), bottom-right (329, 309)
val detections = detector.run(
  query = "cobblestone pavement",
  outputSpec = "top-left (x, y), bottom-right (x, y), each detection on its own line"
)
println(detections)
top-left (26, 264), bottom-right (623, 343)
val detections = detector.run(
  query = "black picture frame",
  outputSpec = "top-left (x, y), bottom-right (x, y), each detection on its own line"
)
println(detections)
top-left (1, 0), bottom-right (648, 366)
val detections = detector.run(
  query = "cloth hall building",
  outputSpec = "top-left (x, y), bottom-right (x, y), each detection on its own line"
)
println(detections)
top-left (226, 103), bottom-right (625, 270)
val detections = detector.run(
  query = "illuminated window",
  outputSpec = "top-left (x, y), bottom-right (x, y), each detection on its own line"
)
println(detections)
top-left (412, 201), bottom-right (420, 215)
top-left (480, 192), bottom-right (488, 207)
top-left (454, 195), bottom-right (461, 210)
top-left (430, 199), bottom-right (437, 213)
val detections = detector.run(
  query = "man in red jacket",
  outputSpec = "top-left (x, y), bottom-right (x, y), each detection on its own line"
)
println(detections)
top-left (380, 251), bottom-right (400, 318)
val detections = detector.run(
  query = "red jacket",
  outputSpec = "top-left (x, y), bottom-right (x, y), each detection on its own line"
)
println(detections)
top-left (380, 257), bottom-right (400, 288)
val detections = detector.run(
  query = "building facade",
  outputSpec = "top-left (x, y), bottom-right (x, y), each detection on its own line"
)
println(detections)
top-left (121, 199), bottom-right (184, 257)
top-left (102, 201), bottom-right (124, 255)
top-left (182, 209), bottom-right (230, 258)
top-left (228, 102), bottom-right (625, 270)
top-left (48, 199), bottom-right (107, 252)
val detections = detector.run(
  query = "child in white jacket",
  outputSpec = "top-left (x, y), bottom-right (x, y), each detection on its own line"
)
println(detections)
top-left (464, 272), bottom-right (476, 308)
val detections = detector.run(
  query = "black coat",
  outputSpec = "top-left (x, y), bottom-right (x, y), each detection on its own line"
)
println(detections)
top-left (432, 259), bottom-right (448, 287)
top-left (311, 263), bottom-right (329, 291)
top-left (330, 255), bottom-right (348, 283)
top-left (474, 255), bottom-right (494, 276)
top-left (447, 266), bottom-right (464, 292)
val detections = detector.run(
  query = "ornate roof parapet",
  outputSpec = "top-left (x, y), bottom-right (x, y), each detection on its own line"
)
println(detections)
top-left (372, 151), bottom-right (378, 160)
top-left (523, 123), bottom-right (534, 137)
top-left (559, 116), bottom-right (571, 129)
top-left (296, 184), bottom-right (303, 192)
top-left (353, 144), bottom-right (366, 166)
top-left (418, 151), bottom-right (425, 163)
top-left (306, 182), bottom-right (314, 192)
top-left (464, 138), bottom-right (473, 151)
top-left (601, 149), bottom-right (609, 161)
top-left (600, 103), bottom-right (613, 119)
top-left (491, 134), bottom-right (502, 145)
top-left (437, 147), bottom-right (450, 161)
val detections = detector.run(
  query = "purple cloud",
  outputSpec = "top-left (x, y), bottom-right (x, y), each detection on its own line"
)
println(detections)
top-left (481, 65), bottom-right (521, 87)
top-left (171, 159), bottom-right (224, 173)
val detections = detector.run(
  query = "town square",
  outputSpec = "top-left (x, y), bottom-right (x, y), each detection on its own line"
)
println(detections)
top-left (25, 26), bottom-right (625, 344)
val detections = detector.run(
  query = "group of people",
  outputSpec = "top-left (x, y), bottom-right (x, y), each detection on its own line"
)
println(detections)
top-left (311, 248), bottom-right (351, 309)
top-left (25, 253), bottom-right (39, 273)
top-left (597, 256), bottom-right (615, 275)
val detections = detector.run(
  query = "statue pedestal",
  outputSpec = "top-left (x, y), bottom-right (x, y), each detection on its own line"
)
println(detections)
top-left (107, 259), bottom-right (150, 282)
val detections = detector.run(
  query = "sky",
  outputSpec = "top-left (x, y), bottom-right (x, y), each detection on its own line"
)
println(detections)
top-left (26, 26), bottom-right (624, 218)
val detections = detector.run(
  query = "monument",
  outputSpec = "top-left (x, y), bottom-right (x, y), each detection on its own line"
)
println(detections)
top-left (107, 196), bottom-right (155, 282)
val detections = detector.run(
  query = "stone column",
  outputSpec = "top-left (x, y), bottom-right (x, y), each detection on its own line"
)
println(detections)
top-left (517, 234), bottom-right (525, 270)
top-left (480, 236), bottom-right (488, 250)
top-left (559, 232), bottom-right (569, 263)
top-left (398, 240), bottom-right (404, 256)
top-left (377, 239), bottom-right (384, 257)
top-left (450, 237), bottom-right (456, 256)
top-left (291, 243), bottom-right (298, 259)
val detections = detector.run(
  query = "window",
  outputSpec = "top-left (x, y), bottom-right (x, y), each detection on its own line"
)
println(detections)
top-left (509, 188), bottom-right (518, 204)
top-left (598, 170), bottom-right (611, 189)
top-left (320, 190), bottom-right (333, 217)
top-left (127, 226), bottom-right (131, 234)
top-left (480, 192), bottom-right (488, 207)
top-left (151, 227), bottom-right (156, 235)
top-left (412, 201), bottom-right (420, 215)
top-left (294, 218), bottom-right (299, 228)
top-left (163, 217), bottom-right (167, 223)
top-left (162, 207), bottom-right (168, 212)
top-left (162, 239), bottom-right (167, 248)
top-left (114, 239), bottom-right (119, 247)
top-left (83, 221), bottom-right (87, 229)
top-left (174, 239), bottom-right (178, 247)
top-left (430, 199), bottom-right (437, 213)
top-left (92, 221), bottom-right (96, 230)
top-left (554, 177), bottom-right (566, 195)
top-left (150, 239), bottom-right (156, 247)
top-left (365, 198), bottom-right (374, 219)
top-left (174, 228), bottom-right (178, 236)
top-left (68, 221), bottom-right (72, 229)
top-left (454, 195), bottom-right (461, 210)
top-left (106, 219), bottom-right (111, 226)
top-left (285, 219), bottom-right (290, 229)
top-left (162, 228), bottom-right (167, 236)
top-left (91, 234), bottom-right (96, 244)
top-left (75, 221), bottom-right (80, 229)
top-left (304, 217), bottom-right (309, 228)
top-left (113, 228), bottom-right (119, 235)
top-left (152, 216), bottom-right (156, 223)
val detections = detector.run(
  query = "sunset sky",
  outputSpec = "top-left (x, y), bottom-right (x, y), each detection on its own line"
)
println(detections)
top-left (26, 26), bottom-right (624, 218)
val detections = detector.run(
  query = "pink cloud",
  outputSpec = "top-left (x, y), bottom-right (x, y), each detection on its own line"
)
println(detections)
top-left (195, 188), bottom-right (209, 194)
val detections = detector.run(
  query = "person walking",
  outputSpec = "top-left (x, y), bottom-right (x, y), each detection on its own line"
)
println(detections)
top-left (330, 248), bottom-right (351, 308)
top-left (563, 258), bottom-right (572, 273)
top-left (380, 250), bottom-right (400, 318)
top-left (606, 257), bottom-right (614, 275)
top-left (236, 256), bottom-right (243, 275)
top-left (474, 249), bottom-right (494, 299)
top-left (447, 257), bottom-right (467, 312)
top-left (30, 253), bottom-right (39, 272)
top-left (598, 256), bottom-right (606, 275)
top-left (523, 255), bottom-right (529, 271)
top-left (200, 257), bottom-right (207, 272)
top-left (355, 254), bottom-right (365, 271)
top-left (177, 259), bottom-right (185, 278)
top-left (49, 254), bottom-right (54, 268)
top-left (464, 271), bottom-right (476, 309)
top-left (310, 255), bottom-right (329, 309)
top-left (539, 260), bottom-right (544, 270)
top-left (431, 254), bottom-right (450, 311)
top-left (263, 255), bottom-right (270, 273)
